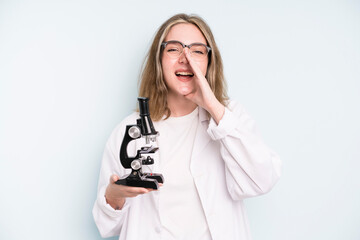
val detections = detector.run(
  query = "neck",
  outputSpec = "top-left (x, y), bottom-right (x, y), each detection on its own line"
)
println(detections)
top-left (167, 94), bottom-right (197, 117)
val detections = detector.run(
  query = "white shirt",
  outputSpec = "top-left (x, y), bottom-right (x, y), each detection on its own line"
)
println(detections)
top-left (158, 107), bottom-right (211, 240)
top-left (93, 101), bottom-right (282, 240)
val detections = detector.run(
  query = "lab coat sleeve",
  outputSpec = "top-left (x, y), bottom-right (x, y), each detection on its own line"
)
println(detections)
top-left (207, 101), bottom-right (282, 200)
top-left (92, 123), bottom-right (131, 238)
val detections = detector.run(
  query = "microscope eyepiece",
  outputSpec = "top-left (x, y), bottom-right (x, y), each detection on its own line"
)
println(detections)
top-left (137, 97), bottom-right (158, 136)
top-left (138, 97), bottom-right (150, 116)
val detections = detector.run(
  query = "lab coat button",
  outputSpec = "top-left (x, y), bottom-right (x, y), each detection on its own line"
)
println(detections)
top-left (155, 226), bottom-right (161, 233)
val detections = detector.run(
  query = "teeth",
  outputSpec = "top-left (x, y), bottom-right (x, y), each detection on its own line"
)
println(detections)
top-left (175, 72), bottom-right (194, 76)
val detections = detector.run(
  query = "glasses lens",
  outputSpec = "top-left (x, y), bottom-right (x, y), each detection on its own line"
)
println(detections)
top-left (189, 44), bottom-right (208, 60)
top-left (164, 42), bottom-right (183, 58)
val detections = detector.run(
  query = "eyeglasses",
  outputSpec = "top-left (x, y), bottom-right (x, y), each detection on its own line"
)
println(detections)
top-left (161, 40), bottom-right (211, 61)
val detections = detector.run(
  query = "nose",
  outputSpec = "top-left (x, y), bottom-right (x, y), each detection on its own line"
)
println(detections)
top-left (178, 49), bottom-right (189, 64)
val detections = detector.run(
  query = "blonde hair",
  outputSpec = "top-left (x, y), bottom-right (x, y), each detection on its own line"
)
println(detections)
top-left (138, 13), bottom-right (228, 121)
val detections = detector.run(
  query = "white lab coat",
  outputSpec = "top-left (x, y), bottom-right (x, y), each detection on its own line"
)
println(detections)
top-left (93, 101), bottom-right (282, 240)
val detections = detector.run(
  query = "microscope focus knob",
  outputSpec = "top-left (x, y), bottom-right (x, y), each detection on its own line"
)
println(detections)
top-left (128, 126), bottom-right (141, 139)
top-left (131, 160), bottom-right (141, 170)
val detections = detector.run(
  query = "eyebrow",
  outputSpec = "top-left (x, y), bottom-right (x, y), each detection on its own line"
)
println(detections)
top-left (165, 40), bottom-right (208, 46)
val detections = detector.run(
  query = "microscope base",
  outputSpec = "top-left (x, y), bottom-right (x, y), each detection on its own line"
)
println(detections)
top-left (143, 173), bottom-right (164, 184)
top-left (115, 172), bottom-right (164, 190)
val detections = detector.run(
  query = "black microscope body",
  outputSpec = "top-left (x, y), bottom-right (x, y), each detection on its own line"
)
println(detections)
top-left (115, 97), bottom-right (164, 190)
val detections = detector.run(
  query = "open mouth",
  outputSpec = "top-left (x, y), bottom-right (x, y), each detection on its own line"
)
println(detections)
top-left (175, 71), bottom-right (194, 77)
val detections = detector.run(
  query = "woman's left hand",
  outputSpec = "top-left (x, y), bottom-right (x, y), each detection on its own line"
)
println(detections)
top-left (183, 48), bottom-right (225, 124)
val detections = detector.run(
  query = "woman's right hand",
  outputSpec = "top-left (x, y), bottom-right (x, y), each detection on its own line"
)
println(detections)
top-left (105, 174), bottom-right (156, 210)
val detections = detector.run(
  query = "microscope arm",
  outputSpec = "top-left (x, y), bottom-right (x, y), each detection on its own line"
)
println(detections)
top-left (119, 124), bottom-right (141, 169)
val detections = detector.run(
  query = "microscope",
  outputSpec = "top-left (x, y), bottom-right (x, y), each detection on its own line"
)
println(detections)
top-left (115, 97), bottom-right (164, 190)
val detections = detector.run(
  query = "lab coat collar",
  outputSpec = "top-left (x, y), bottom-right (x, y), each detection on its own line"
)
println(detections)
top-left (199, 106), bottom-right (210, 123)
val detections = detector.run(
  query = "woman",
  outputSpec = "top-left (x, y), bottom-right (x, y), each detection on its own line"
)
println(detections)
top-left (93, 13), bottom-right (281, 240)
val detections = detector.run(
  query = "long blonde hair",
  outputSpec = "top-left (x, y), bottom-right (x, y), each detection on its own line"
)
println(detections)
top-left (138, 13), bottom-right (228, 121)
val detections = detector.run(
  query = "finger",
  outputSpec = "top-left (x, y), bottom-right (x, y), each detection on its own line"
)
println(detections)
top-left (118, 187), bottom-right (149, 198)
top-left (125, 186), bottom-right (150, 194)
top-left (184, 48), bottom-right (205, 79)
top-left (109, 174), bottom-right (120, 183)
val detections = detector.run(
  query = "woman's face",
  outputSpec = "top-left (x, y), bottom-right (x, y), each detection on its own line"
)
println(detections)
top-left (161, 23), bottom-right (208, 99)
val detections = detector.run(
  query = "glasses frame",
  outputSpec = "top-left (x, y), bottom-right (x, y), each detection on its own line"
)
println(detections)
top-left (161, 40), bottom-right (211, 59)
